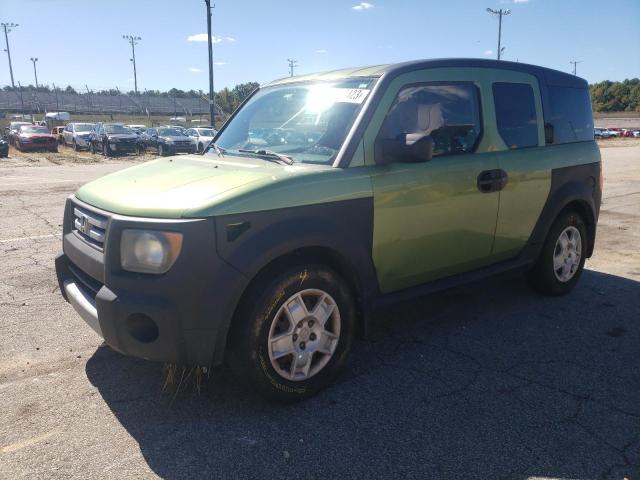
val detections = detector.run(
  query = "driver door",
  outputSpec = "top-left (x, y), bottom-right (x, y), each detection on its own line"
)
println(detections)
top-left (366, 70), bottom-right (501, 293)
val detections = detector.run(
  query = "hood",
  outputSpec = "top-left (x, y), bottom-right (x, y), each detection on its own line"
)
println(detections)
top-left (161, 135), bottom-right (191, 141)
top-left (21, 133), bottom-right (55, 139)
top-left (75, 154), bottom-right (323, 218)
top-left (106, 133), bottom-right (137, 140)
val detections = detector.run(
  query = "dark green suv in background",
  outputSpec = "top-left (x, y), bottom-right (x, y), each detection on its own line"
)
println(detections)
top-left (55, 58), bottom-right (601, 401)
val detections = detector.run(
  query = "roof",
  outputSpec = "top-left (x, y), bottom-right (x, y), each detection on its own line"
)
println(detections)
top-left (267, 58), bottom-right (588, 89)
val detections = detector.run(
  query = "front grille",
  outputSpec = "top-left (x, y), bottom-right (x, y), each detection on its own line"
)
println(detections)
top-left (174, 141), bottom-right (193, 147)
top-left (69, 262), bottom-right (103, 299)
top-left (72, 204), bottom-right (108, 250)
top-left (33, 138), bottom-right (51, 144)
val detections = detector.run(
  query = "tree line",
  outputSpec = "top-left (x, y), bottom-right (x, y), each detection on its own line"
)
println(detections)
top-left (590, 78), bottom-right (640, 113)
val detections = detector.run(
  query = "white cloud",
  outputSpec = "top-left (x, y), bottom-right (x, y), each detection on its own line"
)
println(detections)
top-left (352, 2), bottom-right (373, 11)
top-left (187, 33), bottom-right (235, 44)
top-left (315, 49), bottom-right (327, 54)
top-left (483, 49), bottom-right (494, 56)
top-left (127, 78), bottom-right (134, 82)
top-left (214, 61), bottom-right (227, 66)
top-left (513, 0), bottom-right (529, 3)
top-left (188, 67), bottom-right (201, 72)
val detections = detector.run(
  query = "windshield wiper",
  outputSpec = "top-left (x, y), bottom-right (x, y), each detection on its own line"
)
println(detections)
top-left (204, 141), bottom-right (225, 157)
top-left (238, 149), bottom-right (294, 165)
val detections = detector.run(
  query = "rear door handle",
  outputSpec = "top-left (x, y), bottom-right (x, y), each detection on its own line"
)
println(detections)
top-left (477, 169), bottom-right (508, 193)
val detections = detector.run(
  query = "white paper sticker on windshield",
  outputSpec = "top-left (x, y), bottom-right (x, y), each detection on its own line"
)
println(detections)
top-left (333, 88), bottom-right (370, 104)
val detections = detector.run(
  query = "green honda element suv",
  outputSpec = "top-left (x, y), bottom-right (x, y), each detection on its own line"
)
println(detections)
top-left (55, 59), bottom-right (601, 401)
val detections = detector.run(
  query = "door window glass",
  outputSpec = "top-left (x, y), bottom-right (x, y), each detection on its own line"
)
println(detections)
top-left (377, 83), bottom-right (482, 159)
top-left (492, 82), bottom-right (538, 149)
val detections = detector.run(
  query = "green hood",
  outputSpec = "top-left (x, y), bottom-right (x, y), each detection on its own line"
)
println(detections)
top-left (76, 155), bottom-right (372, 218)
top-left (76, 155), bottom-right (298, 218)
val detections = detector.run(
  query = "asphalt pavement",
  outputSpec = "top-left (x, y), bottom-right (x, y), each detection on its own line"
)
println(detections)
top-left (0, 147), bottom-right (638, 479)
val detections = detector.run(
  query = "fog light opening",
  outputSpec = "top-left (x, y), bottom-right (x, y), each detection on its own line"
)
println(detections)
top-left (127, 313), bottom-right (159, 343)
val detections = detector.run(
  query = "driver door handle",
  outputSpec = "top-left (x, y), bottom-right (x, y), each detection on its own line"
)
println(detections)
top-left (477, 169), bottom-right (508, 193)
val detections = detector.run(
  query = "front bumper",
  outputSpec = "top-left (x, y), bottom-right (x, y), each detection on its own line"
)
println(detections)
top-left (166, 143), bottom-right (197, 154)
top-left (55, 197), bottom-right (248, 366)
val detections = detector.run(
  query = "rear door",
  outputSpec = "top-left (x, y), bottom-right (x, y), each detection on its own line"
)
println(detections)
top-left (485, 71), bottom-right (549, 260)
top-left (363, 68), bottom-right (502, 293)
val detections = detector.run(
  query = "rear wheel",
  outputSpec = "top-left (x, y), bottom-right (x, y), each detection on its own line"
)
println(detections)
top-left (228, 264), bottom-right (357, 402)
top-left (526, 210), bottom-right (588, 295)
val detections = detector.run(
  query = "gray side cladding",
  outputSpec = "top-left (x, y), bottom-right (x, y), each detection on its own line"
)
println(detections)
top-left (213, 198), bottom-right (378, 300)
top-left (523, 161), bottom-right (602, 260)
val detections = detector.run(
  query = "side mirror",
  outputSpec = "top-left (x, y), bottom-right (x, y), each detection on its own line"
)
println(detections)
top-left (376, 133), bottom-right (434, 165)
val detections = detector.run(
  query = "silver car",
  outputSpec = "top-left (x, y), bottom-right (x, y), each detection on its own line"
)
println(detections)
top-left (62, 123), bottom-right (95, 151)
top-left (186, 127), bottom-right (217, 153)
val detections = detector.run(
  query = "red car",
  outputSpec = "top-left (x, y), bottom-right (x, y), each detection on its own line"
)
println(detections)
top-left (14, 125), bottom-right (58, 152)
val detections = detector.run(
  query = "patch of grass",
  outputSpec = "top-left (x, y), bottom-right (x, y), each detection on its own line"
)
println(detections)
top-left (162, 364), bottom-right (209, 403)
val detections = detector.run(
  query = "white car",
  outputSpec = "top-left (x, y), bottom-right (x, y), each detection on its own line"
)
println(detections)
top-left (62, 122), bottom-right (95, 150)
top-left (186, 127), bottom-right (217, 153)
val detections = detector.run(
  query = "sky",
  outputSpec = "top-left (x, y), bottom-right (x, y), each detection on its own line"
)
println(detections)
top-left (1, 0), bottom-right (639, 92)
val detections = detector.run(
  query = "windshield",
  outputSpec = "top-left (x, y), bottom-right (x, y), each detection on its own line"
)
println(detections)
top-left (196, 128), bottom-right (215, 136)
top-left (11, 122), bottom-right (30, 129)
top-left (75, 123), bottom-right (94, 132)
top-left (158, 128), bottom-right (184, 137)
top-left (21, 126), bottom-right (50, 134)
top-left (104, 124), bottom-right (132, 134)
top-left (214, 77), bottom-right (376, 164)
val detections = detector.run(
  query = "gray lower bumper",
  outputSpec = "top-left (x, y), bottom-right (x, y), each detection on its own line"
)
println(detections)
top-left (63, 278), bottom-right (103, 337)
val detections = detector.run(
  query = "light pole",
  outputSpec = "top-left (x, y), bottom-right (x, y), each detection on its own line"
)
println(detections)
top-left (122, 35), bottom-right (141, 94)
top-left (204, 0), bottom-right (216, 126)
top-left (287, 58), bottom-right (298, 77)
top-left (570, 60), bottom-right (583, 76)
top-left (30, 57), bottom-right (39, 88)
top-left (1, 22), bottom-right (18, 88)
top-left (486, 8), bottom-right (510, 60)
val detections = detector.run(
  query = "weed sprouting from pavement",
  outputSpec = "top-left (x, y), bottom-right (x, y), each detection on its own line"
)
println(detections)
top-left (161, 363), bottom-right (209, 403)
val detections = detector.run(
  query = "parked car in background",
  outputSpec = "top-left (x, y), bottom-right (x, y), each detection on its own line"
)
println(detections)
top-left (620, 129), bottom-right (634, 138)
top-left (53, 126), bottom-right (66, 144)
top-left (186, 127), bottom-right (217, 153)
top-left (6, 121), bottom-right (32, 145)
top-left (127, 124), bottom-right (147, 135)
top-left (633, 130), bottom-right (640, 138)
top-left (594, 128), bottom-right (609, 139)
top-left (0, 136), bottom-right (8, 158)
top-left (140, 126), bottom-right (197, 156)
top-left (89, 123), bottom-right (139, 156)
top-left (14, 124), bottom-right (58, 152)
top-left (607, 128), bottom-right (621, 137)
top-left (63, 123), bottom-right (95, 151)
top-left (167, 125), bottom-right (188, 135)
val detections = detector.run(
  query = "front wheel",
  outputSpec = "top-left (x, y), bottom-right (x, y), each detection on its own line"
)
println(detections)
top-left (198, 143), bottom-right (204, 153)
top-left (102, 143), bottom-right (110, 157)
top-left (73, 140), bottom-right (79, 151)
top-left (158, 144), bottom-right (166, 156)
top-left (526, 210), bottom-right (588, 295)
top-left (228, 264), bottom-right (357, 402)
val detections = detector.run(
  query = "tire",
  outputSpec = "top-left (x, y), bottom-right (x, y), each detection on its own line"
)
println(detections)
top-left (73, 140), bottom-right (79, 152)
top-left (158, 144), bottom-right (165, 156)
top-left (228, 264), bottom-right (357, 402)
top-left (89, 142), bottom-right (95, 154)
top-left (102, 143), bottom-right (110, 157)
top-left (137, 144), bottom-right (145, 155)
top-left (526, 210), bottom-right (588, 296)
top-left (198, 143), bottom-right (203, 154)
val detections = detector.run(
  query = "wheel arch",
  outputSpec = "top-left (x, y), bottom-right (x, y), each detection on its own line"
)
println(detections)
top-left (525, 165), bottom-right (600, 261)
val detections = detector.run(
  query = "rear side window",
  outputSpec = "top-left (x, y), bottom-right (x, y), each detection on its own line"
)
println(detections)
top-left (378, 83), bottom-right (482, 158)
top-left (493, 82), bottom-right (538, 149)
top-left (547, 86), bottom-right (594, 144)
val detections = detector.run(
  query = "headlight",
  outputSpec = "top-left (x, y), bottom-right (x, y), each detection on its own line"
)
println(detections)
top-left (120, 229), bottom-right (183, 274)
top-left (164, 138), bottom-right (174, 144)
